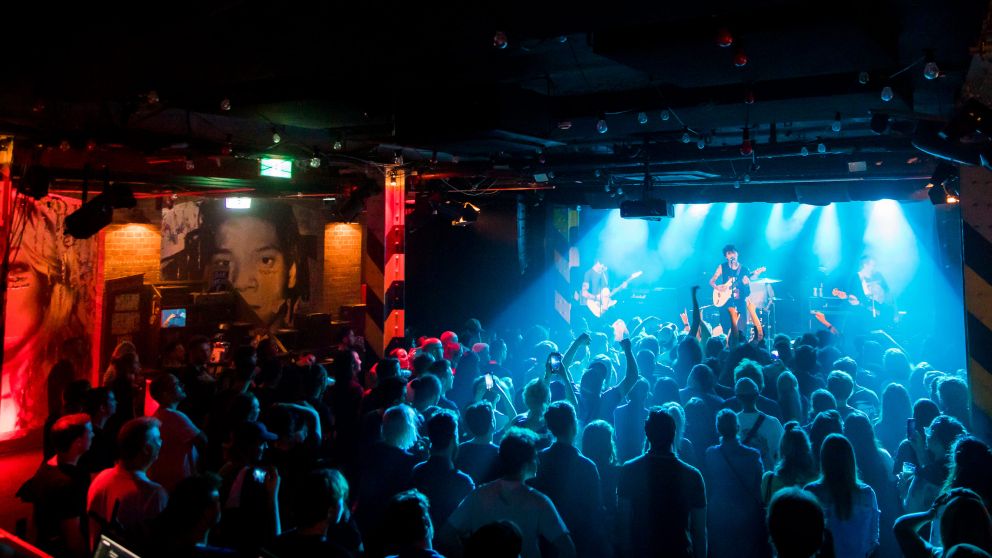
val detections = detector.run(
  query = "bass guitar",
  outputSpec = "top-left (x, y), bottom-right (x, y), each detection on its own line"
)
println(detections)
top-left (831, 288), bottom-right (882, 319)
top-left (713, 266), bottom-right (766, 307)
top-left (587, 271), bottom-right (643, 317)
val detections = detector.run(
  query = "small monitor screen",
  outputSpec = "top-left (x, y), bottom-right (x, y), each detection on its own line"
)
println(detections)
top-left (93, 535), bottom-right (141, 558)
top-left (161, 308), bottom-right (187, 328)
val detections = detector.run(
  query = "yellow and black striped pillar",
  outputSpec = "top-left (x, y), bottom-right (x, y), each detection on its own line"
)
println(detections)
top-left (362, 168), bottom-right (405, 357)
top-left (552, 206), bottom-right (579, 326)
top-left (962, 165), bottom-right (992, 440)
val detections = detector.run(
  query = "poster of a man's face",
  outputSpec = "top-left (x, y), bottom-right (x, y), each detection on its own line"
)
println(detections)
top-left (1, 196), bottom-right (99, 437)
top-left (161, 199), bottom-right (318, 329)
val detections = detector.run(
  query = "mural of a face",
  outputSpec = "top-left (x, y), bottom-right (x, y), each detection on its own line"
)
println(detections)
top-left (1, 196), bottom-right (97, 437)
top-left (211, 216), bottom-right (297, 326)
top-left (4, 258), bottom-right (47, 350)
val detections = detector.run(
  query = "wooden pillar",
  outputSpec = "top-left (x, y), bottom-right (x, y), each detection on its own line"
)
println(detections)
top-left (362, 168), bottom-right (405, 356)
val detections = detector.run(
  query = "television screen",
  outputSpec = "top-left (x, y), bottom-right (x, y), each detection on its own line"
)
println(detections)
top-left (161, 308), bottom-right (187, 328)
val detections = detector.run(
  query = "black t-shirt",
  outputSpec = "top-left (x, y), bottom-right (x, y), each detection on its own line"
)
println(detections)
top-left (720, 262), bottom-right (751, 299)
top-left (410, 456), bottom-right (475, 527)
top-left (618, 450), bottom-right (706, 558)
top-left (532, 443), bottom-right (610, 557)
top-left (17, 461), bottom-right (89, 555)
top-left (455, 441), bottom-right (500, 485)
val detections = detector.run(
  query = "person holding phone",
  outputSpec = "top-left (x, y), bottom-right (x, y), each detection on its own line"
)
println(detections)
top-left (577, 337), bottom-right (640, 426)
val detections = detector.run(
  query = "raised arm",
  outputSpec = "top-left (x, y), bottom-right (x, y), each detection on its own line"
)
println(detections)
top-left (689, 286), bottom-right (702, 338)
top-left (562, 333), bottom-right (590, 370)
top-left (617, 337), bottom-right (639, 397)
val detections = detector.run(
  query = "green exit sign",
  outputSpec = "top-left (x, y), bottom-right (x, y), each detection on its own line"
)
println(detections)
top-left (260, 158), bottom-right (293, 179)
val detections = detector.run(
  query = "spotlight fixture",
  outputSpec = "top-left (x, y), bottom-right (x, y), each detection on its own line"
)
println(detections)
top-left (733, 48), bottom-right (748, 67)
top-left (493, 31), bottom-right (508, 49)
top-left (271, 129), bottom-right (282, 144)
top-left (800, 146), bottom-right (810, 157)
top-left (309, 156), bottom-right (321, 168)
top-left (739, 127), bottom-right (752, 156)
top-left (716, 28), bottom-right (733, 48)
top-left (333, 140), bottom-right (343, 151)
top-left (660, 110), bottom-right (671, 121)
top-left (817, 142), bottom-right (827, 154)
top-left (697, 138), bottom-right (706, 150)
top-left (637, 112), bottom-right (648, 125)
top-left (220, 97), bottom-right (232, 111)
top-left (596, 117), bottom-right (609, 134)
top-left (681, 128), bottom-right (692, 144)
top-left (18, 166), bottom-right (50, 199)
top-left (858, 71), bottom-right (870, 85)
top-left (880, 86), bottom-right (894, 102)
top-left (924, 50), bottom-right (939, 80)
top-left (65, 183), bottom-right (137, 239)
top-left (389, 172), bottom-right (398, 187)
top-left (393, 150), bottom-right (404, 165)
top-left (832, 113), bottom-right (842, 133)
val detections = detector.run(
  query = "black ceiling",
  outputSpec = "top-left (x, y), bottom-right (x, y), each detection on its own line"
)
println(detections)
top-left (0, 0), bottom-right (986, 203)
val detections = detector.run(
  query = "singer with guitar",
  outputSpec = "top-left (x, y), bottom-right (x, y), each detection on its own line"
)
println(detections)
top-left (710, 244), bottom-right (766, 336)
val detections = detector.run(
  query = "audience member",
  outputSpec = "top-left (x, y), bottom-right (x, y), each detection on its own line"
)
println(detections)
top-left (618, 408), bottom-right (706, 558)
top-left (87, 417), bottom-right (169, 548)
top-left (456, 401), bottom-right (501, 484)
top-left (442, 428), bottom-right (575, 558)
top-left (411, 410), bottom-right (475, 528)
top-left (761, 421), bottom-right (816, 503)
top-left (148, 374), bottom-right (207, 492)
top-left (805, 434), bottom-right (881, 558)
top-left (383, 490), bottom-right (444, 558)
top-left (18, 414), bottom-right (93, 558)
top-left (767, 487), bottom-right (827, 558)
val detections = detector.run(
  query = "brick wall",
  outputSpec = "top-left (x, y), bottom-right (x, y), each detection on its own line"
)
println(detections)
top-left (103, 223), bottom-right (162, 282)
top-left (323, 223), bottom-right (363, 318)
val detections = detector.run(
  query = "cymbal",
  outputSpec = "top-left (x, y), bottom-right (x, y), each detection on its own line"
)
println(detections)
top-left (751, 278), bottom-right (782, 284)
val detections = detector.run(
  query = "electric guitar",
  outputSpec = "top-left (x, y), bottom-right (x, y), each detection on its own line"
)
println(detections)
top-left (586, 271), bottom-right (643, 317)
top-left (713, 266), bottom-right (766, 307)
top-left (831, 288), bottom-right (882, 319)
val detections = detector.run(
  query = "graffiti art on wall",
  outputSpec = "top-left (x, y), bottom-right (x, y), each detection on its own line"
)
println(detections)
top-left (160, 198), bottom-right (320, 329)
top-left (1, 195), bottom-right (101, 437)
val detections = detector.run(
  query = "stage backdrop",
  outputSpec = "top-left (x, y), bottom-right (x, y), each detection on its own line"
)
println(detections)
top-left (1, 195), bottom-right (102, 438)
top-left (160, 198), bottom-right (322, 330)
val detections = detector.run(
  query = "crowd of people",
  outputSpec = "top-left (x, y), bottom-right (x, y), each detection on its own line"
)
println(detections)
top-left (15, 293), bottom-right (992, 558)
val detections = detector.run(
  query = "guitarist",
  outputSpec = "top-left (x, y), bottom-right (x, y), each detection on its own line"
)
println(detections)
top-left (844, 255), bottom-right (894, 328)
top-left (709, 245), bottom-right (761, 335)
top-left (581, 260), bottom-right (611, 322)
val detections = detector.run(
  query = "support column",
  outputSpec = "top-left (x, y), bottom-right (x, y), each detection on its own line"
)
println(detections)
top-left (362, 168), bottom-right (405, 357)
top-left (962, 165), bottom-right (992, 441)
top-left (551, 206), bottom-right (579, 326)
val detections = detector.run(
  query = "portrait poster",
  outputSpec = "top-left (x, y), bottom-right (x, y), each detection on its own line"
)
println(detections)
top-left (160, 198), bottom-right (321, 329)
top-left (1, 195), bottom-right (102, 438)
